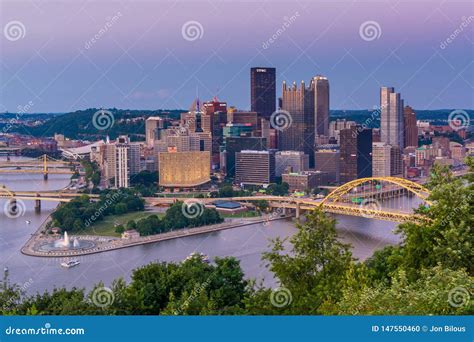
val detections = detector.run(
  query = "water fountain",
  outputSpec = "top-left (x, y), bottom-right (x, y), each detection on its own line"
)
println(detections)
top-left (37, 231), bottom-right (95, 252)
top-left (54, 231), bottom-right (70, 248)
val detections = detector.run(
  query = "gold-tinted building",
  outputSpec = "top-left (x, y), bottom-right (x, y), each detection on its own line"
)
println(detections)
top-left (159, 151), bottom-right (210, 187)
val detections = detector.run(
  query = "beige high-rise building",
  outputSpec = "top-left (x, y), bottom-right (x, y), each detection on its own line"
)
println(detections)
top-left (275, 150), bottom-right (309, 177)
top-left (104, 136), bottom-right (141, 188)
top-left (145, 117), bottom-right (164, 147)
top-left (329, 119), bottom-right (356, 144)
top-left (372, 143), bottom-right (392, 177)
top-left (380, 87), bottom-right (404, 149)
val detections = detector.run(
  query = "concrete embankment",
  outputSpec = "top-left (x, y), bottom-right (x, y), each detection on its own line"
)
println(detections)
top-left (21, 215), bottom-right (293, 258)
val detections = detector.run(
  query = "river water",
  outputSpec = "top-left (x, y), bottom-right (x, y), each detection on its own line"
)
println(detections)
top-left (0, 169), bottom-right (401, 295)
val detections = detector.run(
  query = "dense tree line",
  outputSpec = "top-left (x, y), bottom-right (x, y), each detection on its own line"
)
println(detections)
top-left (130, 170), bottom-right (159, 197)
top-left (2, 158), bottom-right (473, 315)
top-left (125, 201), bottom-right (223, 236)
top-left (81, 160), bottom-right (101, 188)
top-left (50, 189), bottom-right (144, 232)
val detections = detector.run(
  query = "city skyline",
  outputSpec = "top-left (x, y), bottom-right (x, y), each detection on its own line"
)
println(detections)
top-left (1, 0), bottom-right (473, 113)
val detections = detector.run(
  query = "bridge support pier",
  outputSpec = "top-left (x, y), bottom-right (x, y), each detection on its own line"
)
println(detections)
top-left (295, 203), bottom-right (300, 220)
top-left (43, 173), bottom-right (48, 180)
top-left (35, 198), bottom-right (41, 213)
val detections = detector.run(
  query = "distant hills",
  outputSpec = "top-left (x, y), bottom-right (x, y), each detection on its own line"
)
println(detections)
top-left (1, 108), bottom-right (472, 140)
top-left (2, 108), bottom-right (183, 141)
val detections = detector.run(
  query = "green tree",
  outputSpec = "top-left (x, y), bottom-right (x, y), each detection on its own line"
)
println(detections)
top-left (396, 162), bottom-right (473, 279)
top-left (115, 225), bottom-right (125, 234)
top-left (255, 209), bottom-right (353, 314)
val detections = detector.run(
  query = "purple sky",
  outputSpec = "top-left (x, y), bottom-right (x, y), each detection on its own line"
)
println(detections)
top-left (1, 0), bottom-right (473, 113)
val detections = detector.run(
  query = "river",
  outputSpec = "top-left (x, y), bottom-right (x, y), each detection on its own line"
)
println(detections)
top-left (0, 168), bottom-right (401, 295)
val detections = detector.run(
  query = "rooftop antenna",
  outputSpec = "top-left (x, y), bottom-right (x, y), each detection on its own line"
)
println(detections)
top-left (195, 85), bottom-right (200, 112)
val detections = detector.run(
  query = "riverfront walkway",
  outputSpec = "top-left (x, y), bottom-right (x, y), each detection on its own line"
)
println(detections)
top-left (21, 215), bottom-right (291, 258)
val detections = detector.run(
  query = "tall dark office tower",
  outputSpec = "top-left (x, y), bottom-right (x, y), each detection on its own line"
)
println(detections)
top-left (403, 105), bottom-right (418, 148)
top-left (280, 80), bottom-right (315, 167)
top-left (312, 75), bottom-right (329, 137)
top-left (250, 67), bottom-right (276, 120)
top-left (339, 126), bottom-right (372, 183)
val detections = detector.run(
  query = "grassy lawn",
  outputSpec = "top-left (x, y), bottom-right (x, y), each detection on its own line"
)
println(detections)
top-left (77, 211), bottom-right (163, 237)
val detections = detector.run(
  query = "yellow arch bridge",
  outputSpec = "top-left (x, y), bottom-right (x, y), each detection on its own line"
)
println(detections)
top-left (146, 177), bottom-right (433, 223)
top-left (0, 154), bottom-right (78, 180)
top-left (1, 177), bottom-right (432, 223)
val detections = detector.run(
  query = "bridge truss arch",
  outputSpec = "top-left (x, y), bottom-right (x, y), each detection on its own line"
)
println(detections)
top-left (320, 177), bottom-right (432, 206)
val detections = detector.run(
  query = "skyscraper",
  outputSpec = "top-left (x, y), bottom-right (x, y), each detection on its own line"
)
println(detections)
top-left (404, 105), bottom-right (418, 148)
top-left (380, 87), bottom-right (404, 149)
top-left (312, 75), bottom-right (329, 137)
top-left (372, 142), bottom-right (391, 177)
top-left (339, 126), bottom-right (372, 183)
top-left (104, 135), bottom-right (140, 188)
top-left (224, 136), bottom-right (266, 177)
top-left (235, 150), bottom-right (275, 186)
top-left (145, 117), bottom-right (164, 147)
top-left (250, 67), bottom-right (276, 120)
top-left (280, 80), bottom-right (315, 167)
